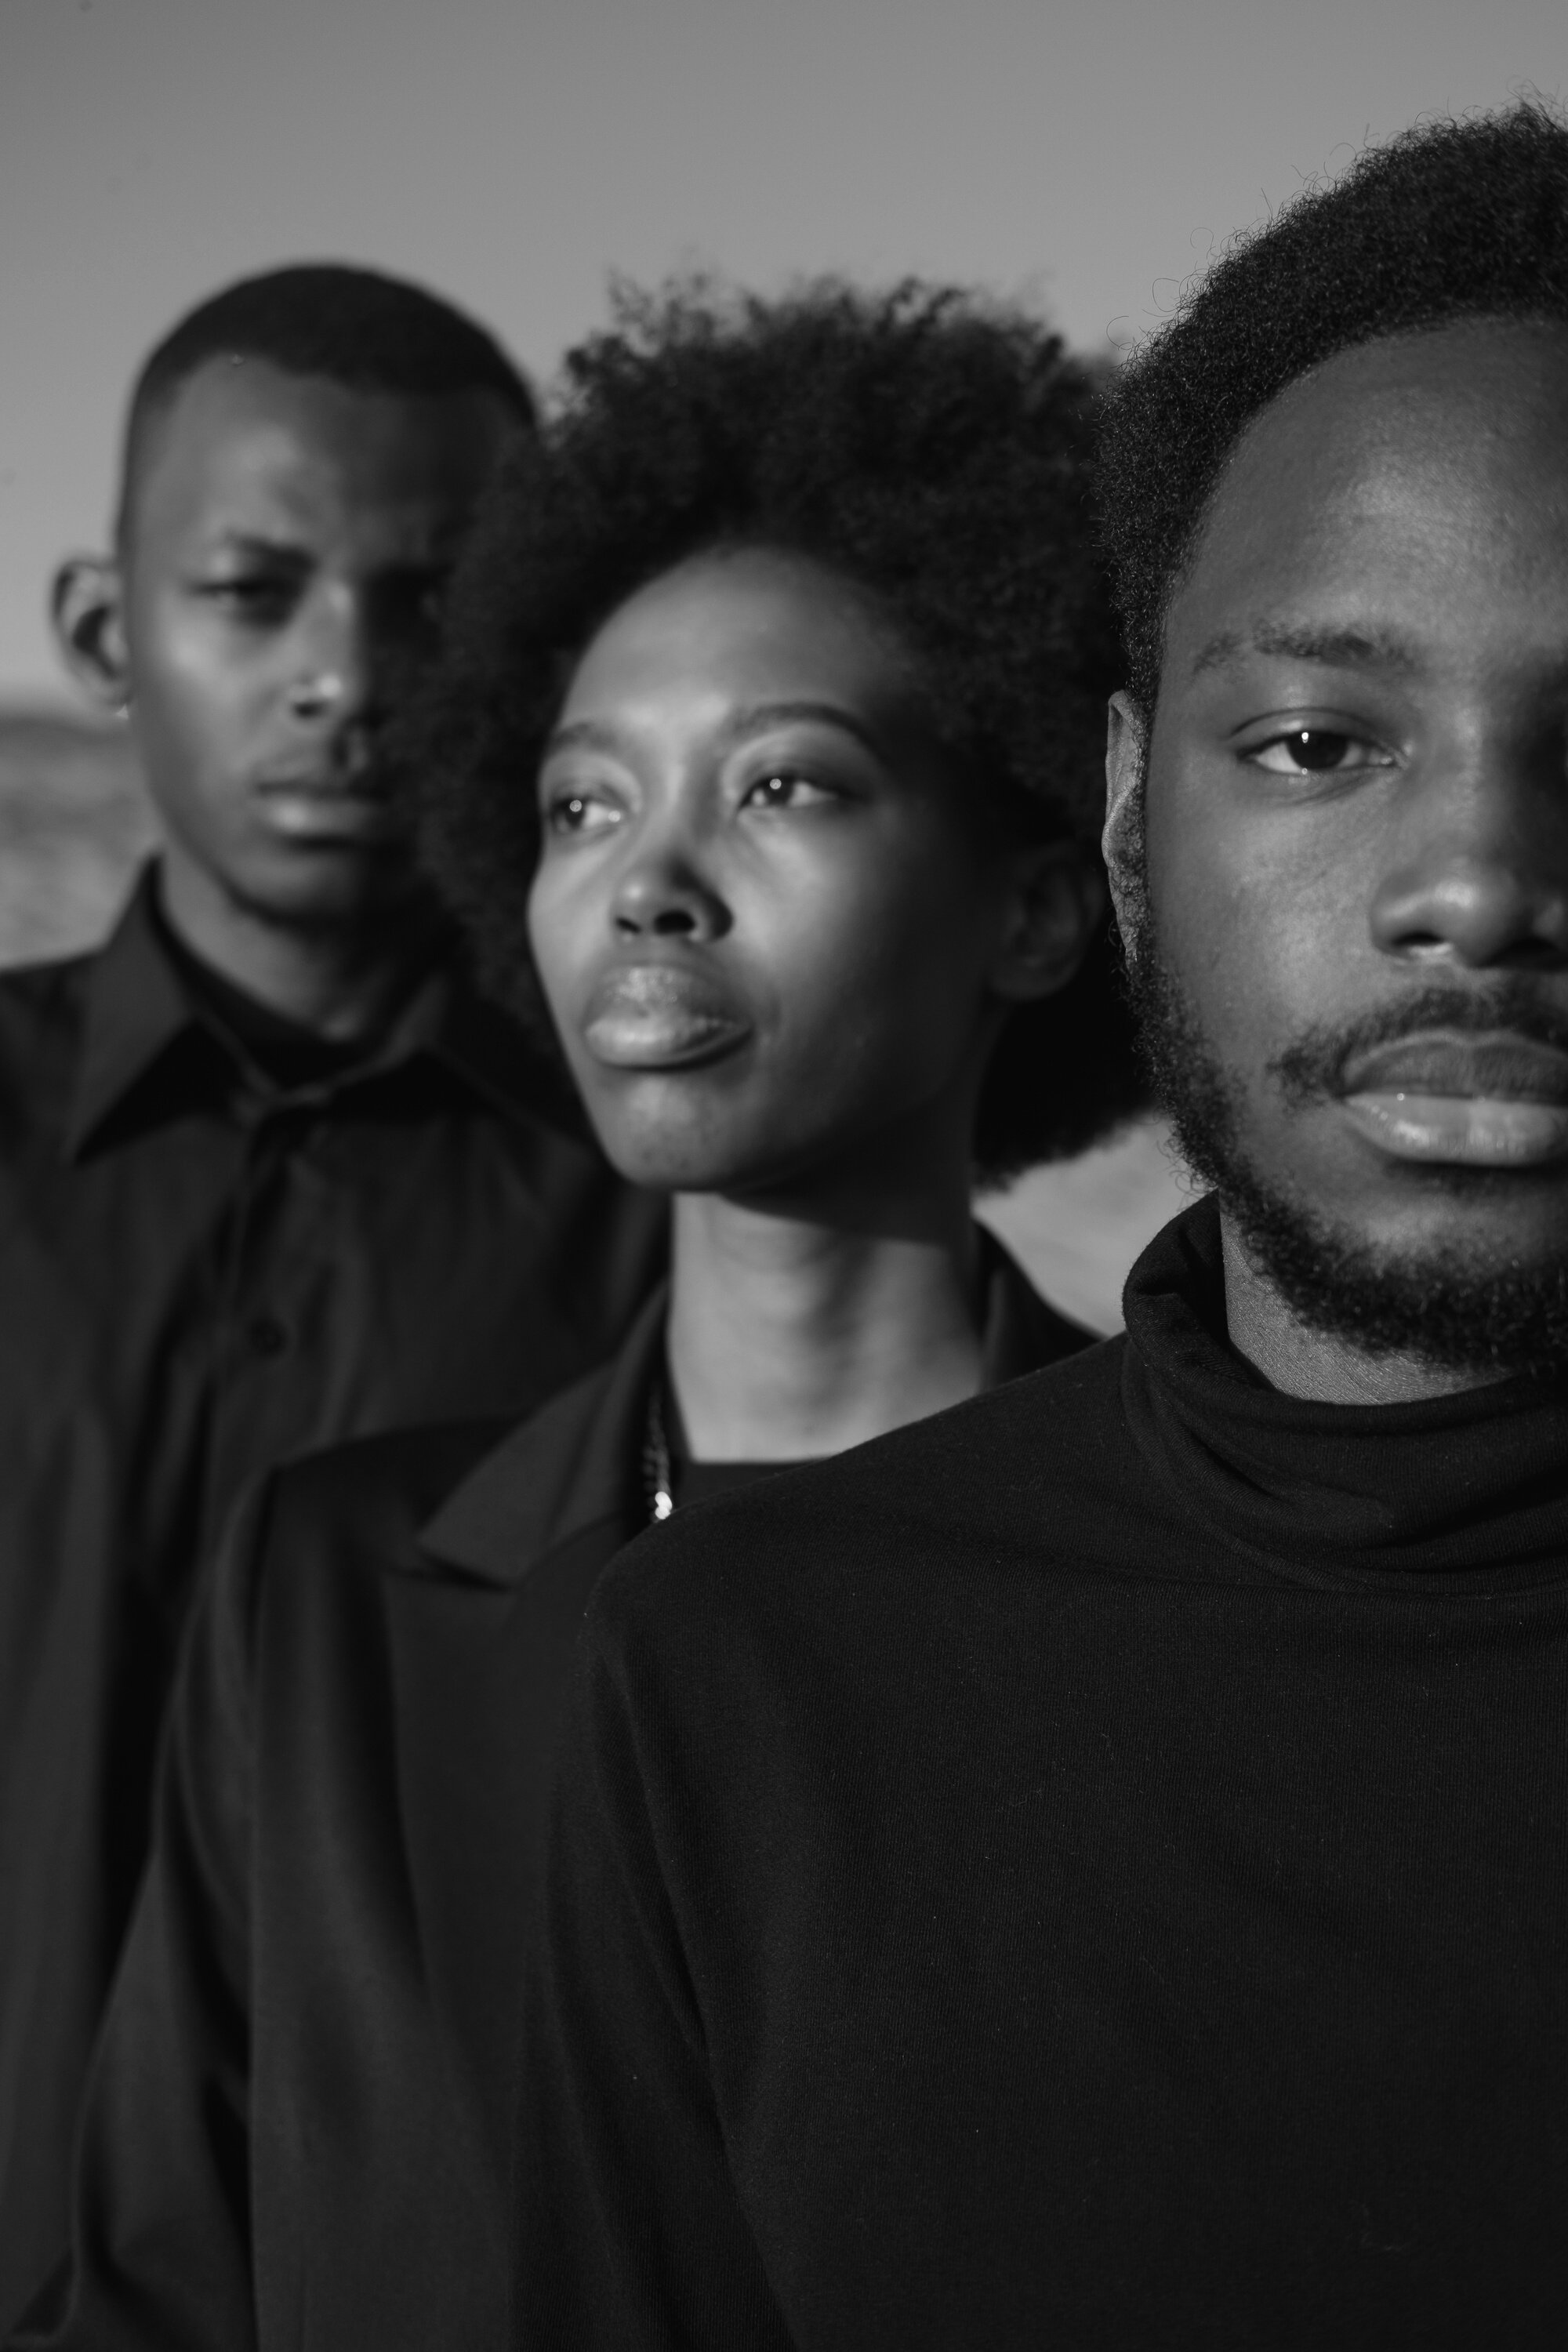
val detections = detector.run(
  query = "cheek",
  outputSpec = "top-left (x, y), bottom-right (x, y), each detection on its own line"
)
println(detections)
top-left (766, 862), bottom-right (992, 1102)
top-left (1148, 764), bottom-right (1352, 1074)
top-left (524, 868), bottom-right (572, 1018)
top-left (129, 615), bottom-right (256, 784)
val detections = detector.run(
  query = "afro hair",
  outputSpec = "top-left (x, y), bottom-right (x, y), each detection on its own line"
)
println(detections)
top-left (412, 278), bottom-right (1145, 1186)
top-left (1097, 98), bottom-right (1568, 718)
top-left (121, 263), bottom-right (533, 535)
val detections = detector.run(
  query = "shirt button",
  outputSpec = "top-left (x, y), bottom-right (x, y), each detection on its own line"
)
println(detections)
top-left (247, 1316), bottom-right (290, 1359)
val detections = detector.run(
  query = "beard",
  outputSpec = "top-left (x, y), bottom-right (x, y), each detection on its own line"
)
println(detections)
top-left (1123, 893), bottom-right (1568, 1385)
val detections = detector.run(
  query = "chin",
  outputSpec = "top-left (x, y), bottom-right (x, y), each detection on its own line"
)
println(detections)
top-left (595, 1134), bottom-right (750, 1195)
top-left (227, 849), bottom-right (422, 931)
top-left (1229, 1169), bottom-right (1568, 1381)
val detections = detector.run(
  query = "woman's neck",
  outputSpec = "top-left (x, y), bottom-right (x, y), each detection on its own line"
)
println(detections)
top-left (665, 1181), bottom-right (986, 1464)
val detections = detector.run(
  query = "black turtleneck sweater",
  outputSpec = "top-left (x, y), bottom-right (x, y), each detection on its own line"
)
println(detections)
top-left (513, 1197), bottom-right (1568, 2352)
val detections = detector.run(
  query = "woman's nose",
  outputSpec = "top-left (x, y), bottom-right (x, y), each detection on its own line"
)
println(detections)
top-left (610, 840), bottom-right (729, 942)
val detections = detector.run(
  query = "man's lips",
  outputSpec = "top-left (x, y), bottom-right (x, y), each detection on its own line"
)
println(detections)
top-left (582, 964), bottom-right (750, 1069)
top-left (255, 779), bottom-right (400, 843)
top-left (1339, 1033), bottom-right (1568, 1167)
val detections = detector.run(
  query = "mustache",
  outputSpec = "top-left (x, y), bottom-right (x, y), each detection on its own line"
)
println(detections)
top-left (1270, 978), bottom-right (1568, 1105)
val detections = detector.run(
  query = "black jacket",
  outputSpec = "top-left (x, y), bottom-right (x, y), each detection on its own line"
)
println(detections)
top-left (0, 869), bottom-right (666, 2324)
top-left (20, 1236), bottom-right (1082, 2352)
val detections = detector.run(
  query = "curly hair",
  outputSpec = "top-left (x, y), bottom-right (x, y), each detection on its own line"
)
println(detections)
top-left (1097, 99), bottom-right (1568, 718)
top-left (412, 278), bottom-right (1145, 1185)
top-left (121, 263), bottom-right (534, 537)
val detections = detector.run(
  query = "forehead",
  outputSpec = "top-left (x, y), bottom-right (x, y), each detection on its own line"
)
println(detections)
top-left (1162, 320), bottom-right (1568, 690)
top-left (124, 355), bottom-right (507, 553)
top-left (562, 549), bottom-right (922, 719)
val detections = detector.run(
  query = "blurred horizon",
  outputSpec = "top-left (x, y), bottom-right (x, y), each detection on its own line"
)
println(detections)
top-left (4, 0), bottom-right (1565, 700)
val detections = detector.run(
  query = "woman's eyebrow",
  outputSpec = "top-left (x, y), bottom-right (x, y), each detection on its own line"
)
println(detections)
top-left (544, 702), bottom-right (890, 763)
top-left (542, 717), bottom-right (622, 760)
top-left (715, 700), bottom-right (887, 756)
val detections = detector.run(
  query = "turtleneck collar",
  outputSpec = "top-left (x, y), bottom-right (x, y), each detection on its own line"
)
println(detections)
top-left (1120, 1195), bottom-right (1568, 1588)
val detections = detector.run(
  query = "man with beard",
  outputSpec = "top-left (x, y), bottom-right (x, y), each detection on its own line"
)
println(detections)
top-left (507, 103), bottom-right (1568, 2349)
top-left (0, 267), bottom-right (662, 2325)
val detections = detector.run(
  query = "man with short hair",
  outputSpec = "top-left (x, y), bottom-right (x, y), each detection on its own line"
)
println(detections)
top-left (509, 107), bottom-right (1568, 2345)
top-left (0, 265), bottom-right (662, 2323)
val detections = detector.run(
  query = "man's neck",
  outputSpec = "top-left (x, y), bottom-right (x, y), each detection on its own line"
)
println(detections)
top-left (155, 851), bottom-right (437, 1044)
top-left (666, 1184), bottom-right (987, 1463)
top-left (1219, 1217), bottom-right (1511, 1405)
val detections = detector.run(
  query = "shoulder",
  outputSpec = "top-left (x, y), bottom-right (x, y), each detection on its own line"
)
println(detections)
top-left (0, 943), bottom-right (96, 1034)
top-left (586, 1336), bottom-right (1139, 1671)
top-left (0, 947), bottom-right (93, 1118)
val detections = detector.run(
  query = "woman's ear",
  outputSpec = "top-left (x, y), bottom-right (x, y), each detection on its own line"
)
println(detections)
top-left (989, 838), bottom-right (1106, 1004)
top-left (50, 557), bottom-right (132, 713)
top-left (1103, 691), bottom-right (1146, 961)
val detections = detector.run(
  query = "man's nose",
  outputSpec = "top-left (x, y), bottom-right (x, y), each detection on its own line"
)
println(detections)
top-left (1370, 757), bottom-right (1568, 970)
top-left (286, 589), bottom-right (381, 733)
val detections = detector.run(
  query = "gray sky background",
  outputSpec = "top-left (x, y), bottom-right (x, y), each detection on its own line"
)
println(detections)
top-left (2, 0), bottom-right (1565, 701)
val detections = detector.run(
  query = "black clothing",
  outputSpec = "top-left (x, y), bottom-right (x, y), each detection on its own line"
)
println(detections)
top-left (149, 898), bottom-right (379, 1091)
top-left (512, 1197), bottom-right (1568, 2352)
top-left (18, 1237), bottom-right (1082, 2351)
top-left (0, 866), bottom-right (665, 2327)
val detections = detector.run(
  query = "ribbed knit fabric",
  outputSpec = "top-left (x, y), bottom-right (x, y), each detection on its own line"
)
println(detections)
top-left (512, 1197), bottom-right (1568, 2351)
top-left (1122, 1199), bottom-right (1568, 1581)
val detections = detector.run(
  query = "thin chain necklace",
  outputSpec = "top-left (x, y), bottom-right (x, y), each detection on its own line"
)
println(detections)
top-left (641, 1372), bottom-right (675, 1523)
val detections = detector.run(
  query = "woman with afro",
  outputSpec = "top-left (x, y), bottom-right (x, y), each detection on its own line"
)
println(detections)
top-left (25, 281), bottom-right (1139, 2352)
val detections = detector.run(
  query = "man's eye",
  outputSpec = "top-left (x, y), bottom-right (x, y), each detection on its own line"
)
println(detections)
top-left (1248, 729), bottom-right (1392, 775)
top-left (741, 771), bottom-right (831, 811)
top-left (201, 577), bottom-right (295, 619)
top-left (546, 792), bottom-right (622, 837)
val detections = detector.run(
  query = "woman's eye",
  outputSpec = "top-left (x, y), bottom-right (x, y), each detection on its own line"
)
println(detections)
top-left (545, 791), bottom-right (622, 837)
top-left (1247, 728), bottom-right (1393, 776)
top-left (740, 771), bottom-right (831, 811)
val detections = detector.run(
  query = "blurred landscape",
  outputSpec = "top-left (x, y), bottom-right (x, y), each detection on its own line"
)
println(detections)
top-left (0, 704), bottom-right (157, 967)
top-left (0, 703), bottom-right (1191, 1330)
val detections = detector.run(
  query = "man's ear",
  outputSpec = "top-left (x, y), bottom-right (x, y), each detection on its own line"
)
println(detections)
top-left (50, 557), bottom-right (132, 712)
top-left (989, 839), bottom-right (1106, 1005)
top-left (1103, 690), bottom-right (1146, 961)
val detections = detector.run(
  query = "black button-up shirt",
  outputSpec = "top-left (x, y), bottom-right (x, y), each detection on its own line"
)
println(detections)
top-left (0, 866), bottom-right (664, 2325)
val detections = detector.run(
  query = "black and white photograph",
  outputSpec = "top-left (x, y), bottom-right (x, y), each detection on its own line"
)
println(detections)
top-left (2, 1), bottom-right (1566, 2342)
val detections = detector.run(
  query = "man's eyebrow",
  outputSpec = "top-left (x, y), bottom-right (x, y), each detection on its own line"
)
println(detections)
top-left (200, 529), bottom-right (311, 564)
top-left (543, 700), bottom-right (889, 762)
top-left (1190, 622), bottom-right (1421, 680)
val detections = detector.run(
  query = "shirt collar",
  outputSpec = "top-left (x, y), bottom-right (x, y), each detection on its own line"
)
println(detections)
top-left (416, 1282), bottom-right (670, 1586)
top-left (416, 1229), bottom-right (1083, 1590)
top-left (67, 866), bottom-right (208, 1160)
top-left (67, 860), bottom-right (563, 1160)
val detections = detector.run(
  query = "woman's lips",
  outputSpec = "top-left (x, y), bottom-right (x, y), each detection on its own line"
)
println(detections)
top-left (1339, 1033), bottom-right (1568, 1167)
top-left (583, 964), bottom-right (750, 1069)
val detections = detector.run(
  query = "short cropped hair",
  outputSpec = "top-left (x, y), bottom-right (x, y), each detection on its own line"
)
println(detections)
top-left (120, 262), bottom-right (534, 531)
top-left (413, 278), bottom-right (1145, 1184)
top-left (1098, 99), bottom-right (1568, 717)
